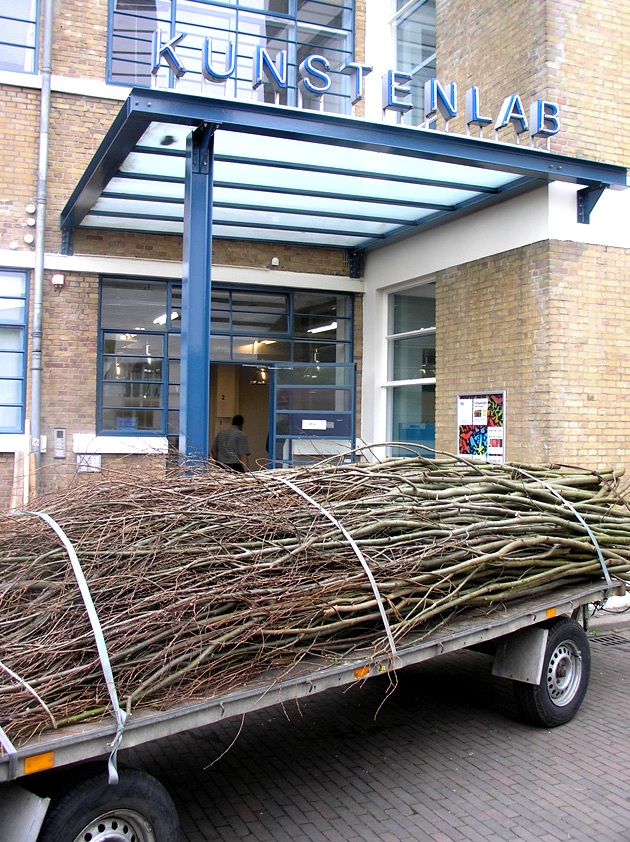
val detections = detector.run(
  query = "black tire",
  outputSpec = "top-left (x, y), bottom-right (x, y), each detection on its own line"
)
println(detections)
top-left (513, 617), bottom-right (591, 727)
top-left (37, 764), bottom-right (180, 842)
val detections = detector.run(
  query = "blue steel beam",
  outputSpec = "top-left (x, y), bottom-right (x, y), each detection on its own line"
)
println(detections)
top-left (179, 122), bottom-right (215, 462)
top-left (122, 88), bottom-right (627, 188)
top-left (60, 87), bottom-right (628, 248)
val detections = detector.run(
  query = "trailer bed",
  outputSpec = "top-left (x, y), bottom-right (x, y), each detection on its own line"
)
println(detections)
top-left (1, 578), bottom-right (622, 786)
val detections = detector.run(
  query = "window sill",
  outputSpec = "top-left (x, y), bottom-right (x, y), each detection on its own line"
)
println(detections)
top-left (73, 434), bottom-right (168, 455)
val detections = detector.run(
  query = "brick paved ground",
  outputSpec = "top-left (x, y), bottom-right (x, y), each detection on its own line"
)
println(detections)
top-left (124, 620), bottom-right (630, 842)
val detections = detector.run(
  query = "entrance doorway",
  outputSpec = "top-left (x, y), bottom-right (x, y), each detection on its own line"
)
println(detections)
top-left (210, 363), bottom-right (271, 470)
top-left (210, 361), bottom-right (356, 470)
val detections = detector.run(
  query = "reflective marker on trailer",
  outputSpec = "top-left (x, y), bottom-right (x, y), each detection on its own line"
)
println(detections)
top-left (24, 752), bottom-right (55, 774)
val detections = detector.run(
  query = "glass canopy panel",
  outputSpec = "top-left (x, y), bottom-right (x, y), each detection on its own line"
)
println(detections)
top-left (82, 214), bottom-right (184, 233)
top-left (106, 177), bottom-right (186, 201)
top-left (214, 160), bottom-right (487, 207)
top-left (212, 131), bottom-right (519, 190)
top-left (120, 152), bottom-right (186, 180)
top-left (137, 123), bottom-right (192, 152)
top-left (208, 224), bottom-right (366, 246)
top-left (81, 121), bottom-right (531, 247)
top-left (212, 186), bottom-right (426, 223)
top-left (211, 205), bottom-right (398, 237)
top-left (92, 197), bottom-right (185, 219)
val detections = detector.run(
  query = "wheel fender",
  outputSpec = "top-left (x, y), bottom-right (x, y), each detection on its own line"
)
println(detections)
top-left (492, 626), bottom-right (549, 684)
top-left (0, 784), bottom-right (50, 842)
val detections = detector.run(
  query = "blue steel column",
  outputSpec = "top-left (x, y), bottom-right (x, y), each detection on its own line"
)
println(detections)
top-left (179, 122), bottom-right (215, 461)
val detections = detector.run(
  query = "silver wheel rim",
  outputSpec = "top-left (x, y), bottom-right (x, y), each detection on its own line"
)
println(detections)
top-left (546, 639), bottom-right (582, 707)
top-left (71, 809), bottom-right (156, 842)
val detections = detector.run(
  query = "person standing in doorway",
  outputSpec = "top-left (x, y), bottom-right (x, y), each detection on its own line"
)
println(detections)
top-left (211, 414), bottom-right (251, 472)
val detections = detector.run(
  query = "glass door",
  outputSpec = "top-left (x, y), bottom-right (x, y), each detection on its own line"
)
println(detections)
top-left (268, 362), bottom-right (356, 468)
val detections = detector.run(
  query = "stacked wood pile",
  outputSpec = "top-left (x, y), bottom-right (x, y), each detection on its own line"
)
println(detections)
top-left (1, 455), bottom-right (630, 746)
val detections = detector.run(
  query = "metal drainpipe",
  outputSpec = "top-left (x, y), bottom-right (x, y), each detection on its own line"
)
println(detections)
top-left (30, 0), bottom-right (55, 497)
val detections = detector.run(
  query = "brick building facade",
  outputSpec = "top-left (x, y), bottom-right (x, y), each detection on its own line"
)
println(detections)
top-left (0, 0), bottom-right (628, 509)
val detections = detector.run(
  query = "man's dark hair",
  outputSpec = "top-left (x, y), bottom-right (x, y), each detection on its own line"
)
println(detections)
top-left (232, 414), bottom-right (244, 426)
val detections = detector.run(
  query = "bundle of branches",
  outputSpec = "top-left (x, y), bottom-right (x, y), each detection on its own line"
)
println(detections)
top-left (2, 454), bottom-right (630, 746)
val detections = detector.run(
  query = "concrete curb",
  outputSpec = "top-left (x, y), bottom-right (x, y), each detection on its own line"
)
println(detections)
top-left (588, 608), bottom-right (630, 634)
top-left (587, 590), bottom-right (630, 633)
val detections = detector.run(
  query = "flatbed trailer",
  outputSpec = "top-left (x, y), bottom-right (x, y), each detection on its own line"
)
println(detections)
top-left (0, 577), bottom-right (624, 842)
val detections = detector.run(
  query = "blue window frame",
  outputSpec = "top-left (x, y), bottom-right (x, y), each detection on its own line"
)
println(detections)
top-left (0, 0), bottom-right (39, 74)
top-left (98, 278), bottom-right (353, 453)
top-left (99, 278), bottom-right (181, 439)
top-left (0, 269), bottom-right (28, 433)
top-left (108, 0), bottom-right (355, 114)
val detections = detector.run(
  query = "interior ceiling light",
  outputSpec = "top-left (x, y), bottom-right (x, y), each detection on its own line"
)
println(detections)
top-left (153, 311), bottom-right (179, 325)
top-left (307, 321), bottom-right (337, 334)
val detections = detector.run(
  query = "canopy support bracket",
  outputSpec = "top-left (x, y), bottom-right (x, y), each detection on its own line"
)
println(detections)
top-left (61, 226), bottom-right (73, 255)
top-left (577, 183), bottom-right (606, 224)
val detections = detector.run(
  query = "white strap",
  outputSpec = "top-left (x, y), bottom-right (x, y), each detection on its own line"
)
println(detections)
top-left (0, 724), bottom-right (17, 781)
top-left (9, 511), bottom-right (127, 784)
top-left (260, 473), bottom-right (399, 666)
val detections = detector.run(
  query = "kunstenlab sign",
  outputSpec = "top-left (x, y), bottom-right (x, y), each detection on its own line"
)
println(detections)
top-left (152, 31), bottom-right (560, 138)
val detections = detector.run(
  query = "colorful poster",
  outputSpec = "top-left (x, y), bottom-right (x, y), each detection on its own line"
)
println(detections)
top-left (457, 392), bottom-right (505, 462)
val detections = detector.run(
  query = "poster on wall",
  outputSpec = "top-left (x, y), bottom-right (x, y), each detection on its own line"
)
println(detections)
top-left (457, 392), bottom-right (505, 463)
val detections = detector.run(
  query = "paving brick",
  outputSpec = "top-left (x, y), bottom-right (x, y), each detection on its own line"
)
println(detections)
top-left (122, 637), bottom-right (630, 841)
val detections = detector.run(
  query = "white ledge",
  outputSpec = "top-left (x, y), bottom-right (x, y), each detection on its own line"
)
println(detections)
top-left (73, 434), bottom-right (168, 455)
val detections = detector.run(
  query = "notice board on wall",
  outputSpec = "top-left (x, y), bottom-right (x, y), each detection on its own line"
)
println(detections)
top-left (457, 392), bottom-right (505, 463)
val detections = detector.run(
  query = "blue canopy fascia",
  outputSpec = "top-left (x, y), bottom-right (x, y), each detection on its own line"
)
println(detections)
top-left (60, 87), bottom-right (628, 255)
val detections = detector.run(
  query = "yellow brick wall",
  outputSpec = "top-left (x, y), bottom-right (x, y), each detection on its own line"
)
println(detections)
top-left (0, 88), bottom-right (40, 250)
top-left (545, 0), bottom-right (630, 165)
top-left (436, 241), bottom-right (630, 473)
top-left (436, 0), bottom-right (630, 166)
top-left (436, 242), bottom-right (550, 464)
top-left (436, 0), bottom-right (548, 143)
top-left (0, 455), bottom-right (14, 511)
top-left (35, 270), bottom-right (99, 496)
top-left (53, 0), bottom-right (109, 80)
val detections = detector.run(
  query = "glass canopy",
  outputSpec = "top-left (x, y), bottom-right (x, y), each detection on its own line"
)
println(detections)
top-left (61, 88), bottom-right (628, 253)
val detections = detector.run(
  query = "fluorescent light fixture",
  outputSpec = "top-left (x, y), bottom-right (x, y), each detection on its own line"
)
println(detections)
top-left (307, 321), bottom-right (337, 335)
top-left (153, 311), bottom-right (179, 325)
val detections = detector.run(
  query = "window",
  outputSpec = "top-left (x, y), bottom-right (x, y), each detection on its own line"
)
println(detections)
top-left (0, 0), bottom-right (39, 73)
top-left (109, 0), bottom-right (355, 113)
top-left (99, 279), bottom-right (353, 450)
top-left (0, 270), bottom-right (28, 433)
top-left (99, 279), bottom-right (181, 442)
top-left (210, 287), bottom-right (352, 364)
top-left (386, 281), bottom-right (435, 456)
top-left (393, 0), bottom-right (435, 125)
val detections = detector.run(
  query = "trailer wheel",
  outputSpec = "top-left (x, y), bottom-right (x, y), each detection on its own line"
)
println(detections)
top-left (37, 765), bottom-right (180, 842)
top-left (513, 617), bottom-right (591, 727)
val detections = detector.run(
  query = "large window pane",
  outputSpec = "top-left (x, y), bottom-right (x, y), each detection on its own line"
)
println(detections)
top-left (0, 0), bottom-right (38, 73)
top-left (99, 280), bottom-right (353, 444)
top-left (0, 270), bottom-right (27, 433)
top-left (388, 281), bottom-right (436, 455)
top-left (391, 336), bottom-right (435, 380)
top-left (99, 279), bottom-right (178, 435)
top-left (293, 340), bottom-right (348, 363)
top-left (0, 298), bottom-right (25, 323)
top-left (0, 407), bottom-right (21, 429)
top-left (0, 327), bottom-right (23, 351)
top-left (101, 281), bottom-right (167, 330)
top-left (391, 384), bottom-right (435, 456)
top-left (108, 0), bottom-right (354, 112)
top-left (277, 386), bottom-right (351, 411)
top-left (390, 284), bottom-right (435, 334)
top-left (394, 0), bottom-right (436, 126)
top-left (111, 0), bottom-right (166, 87)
